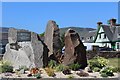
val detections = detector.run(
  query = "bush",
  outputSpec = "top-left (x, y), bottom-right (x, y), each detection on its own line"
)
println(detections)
top-left (45, 67), bottom-right (56, 77)
top-left (100, 67), bottom-right (114, 77)
top-left (68, 75), bottom-right (74, 79)
top-left (93, 67), bottom-right (101, 72)
top-left (100, 73), bottom-right (108, 77)
top-left (0, 60), bottom-right (13, 73)
top-left (55, 64), bottom-right (66, 72)
top-left (88, 56), bottom-right (108, 70)
top-left (48, 60), bottom-right (57, 68)
top-left (69, 63), bottom-right (81, 71)
top-left (112, 67), bottom-right (120, 72)
top-left (33, 73), bottom-right (41, 79)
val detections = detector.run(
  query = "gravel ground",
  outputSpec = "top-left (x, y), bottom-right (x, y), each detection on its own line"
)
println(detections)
top-left (0, 69), bottom-right (119, 79)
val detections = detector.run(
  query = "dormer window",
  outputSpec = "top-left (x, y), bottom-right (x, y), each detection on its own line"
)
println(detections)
top-left (99, 34), bottom-right (101, 39)
top-left (118, 33), bottom-right (120, 38)
top-left (104, 34), bottom-right (106, 39)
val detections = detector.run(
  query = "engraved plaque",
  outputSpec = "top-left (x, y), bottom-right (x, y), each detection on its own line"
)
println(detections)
top-left (17, 32), bottom-right (31, 42)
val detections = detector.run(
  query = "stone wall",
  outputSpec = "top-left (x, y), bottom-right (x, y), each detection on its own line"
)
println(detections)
top-left (87, 51), bottom-right (120, 59)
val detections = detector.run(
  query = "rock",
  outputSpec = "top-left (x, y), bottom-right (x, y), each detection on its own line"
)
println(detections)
top-left (62, 68), bottom-right (71, 75)
top-left (27, 74), bottom-right (32, 77)
top-left (19, 69), bottom-right (25, 74)
top-left (77, 69), bottom-right (89, 77)
top-left (3, 28), bottom-right (49, 69)
top-left (4, 72), bottom-right (12, 76)
top-left (62, 29), bottom-right (87, 69)
top-left (84, 66), bottom-right (93, 73)
top-left (44, 20), bottom-right (62, 61)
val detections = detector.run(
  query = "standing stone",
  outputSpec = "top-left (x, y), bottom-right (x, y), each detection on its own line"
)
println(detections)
top-left (44, 20), bottom-right (62, 61)
top-left (62, 29), bottom-right (87, 69)
top-left (3, 28), bottom-right (48, 69)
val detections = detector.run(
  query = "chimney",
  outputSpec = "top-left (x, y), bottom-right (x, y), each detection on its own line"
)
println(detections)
top-left (97, 22), bottom-right (102, 27)
top-left (109, 18), bottom-right (116, 26)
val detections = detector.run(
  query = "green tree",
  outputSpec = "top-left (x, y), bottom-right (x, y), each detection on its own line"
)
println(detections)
top-left (60, 32), bottom-right (65, 48)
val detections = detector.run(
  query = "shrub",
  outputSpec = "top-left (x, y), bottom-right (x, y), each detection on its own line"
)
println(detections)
top-left (93, 67), bottom-right (101, 72)
top-left (0, 60), bottom-right (13, 73)
top-left (112, 67), bottom-right (120, 72)
top-left (33, 73), bottom-right (41, 79)
top-left (88, 56), bottom-right (108, 70)
top-left (100, 73), bottom-right (108, 77)
top-left (48, 60), bottom-right (57, 68)
top-left (30, 68), bottom-right (39, 75)
top-left (69, 63), bottom-right (81, 71)
top-left (45, 67), bottom-right (56, 77)
top-left (100, 67), bottom-right (114, 77)
top-left (19, 65), bottom-right (28, 71)
top-left (55, 64), bottom-right (66, 72)
top-left (68, 75), bottom-right (74, 79)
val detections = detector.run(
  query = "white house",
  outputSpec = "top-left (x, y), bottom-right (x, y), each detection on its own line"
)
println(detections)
top-left (94, 19), bottom-right (120, 51)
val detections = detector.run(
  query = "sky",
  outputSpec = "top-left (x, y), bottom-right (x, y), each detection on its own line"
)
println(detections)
top-left (2, 2), bottom-right (118, 34)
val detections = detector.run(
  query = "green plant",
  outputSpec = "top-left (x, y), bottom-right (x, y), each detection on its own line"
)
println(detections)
top-left (48, 60), bottom-right (57, 68)
top-left (68, 75), bottom-right (74, 79)
top-left (112, 67), bottom-right (120, 72)
top-left (100, 67), bottom-right (114, 77)
top-left (55, 64), bottom-right (66, 72)
top-left (93, 67), bottom-right (101, 72)
top-left (69, 63), bottom-right (81, 71)
top-left (45, 67), bottom-right (56, 77)
top-left (88, 56), bottom-right (108, 70)
top-left (33, 73), bottom-right (41, 79)
top-left (19, 65), bottom-right (28, 71)
top-left (100, 73), bottom-right (108, 77)
top-left (0, 60), bottom-right (13, 73)
top-left (60, 32), bottom-right (65, 48)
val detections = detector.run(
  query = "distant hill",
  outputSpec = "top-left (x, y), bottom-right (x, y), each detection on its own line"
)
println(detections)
top-left (60, 27), bottom-right (96, 37)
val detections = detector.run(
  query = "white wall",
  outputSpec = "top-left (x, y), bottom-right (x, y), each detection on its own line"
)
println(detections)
top-left (83, 43), bottom-right (100, 50)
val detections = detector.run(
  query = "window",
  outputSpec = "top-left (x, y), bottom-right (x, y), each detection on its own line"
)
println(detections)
top-left (81, 37), bottom-right (84, 40)
top-left (118, 33), bottom-right (120, 38)
top-left (104, 34), bottom-right (106, 39)
top-left (117, 43), bottom-right (120, 49)
top-left (90, 36), bottom-right (92, 39)
top-left (99, 34), bottom-right (101, 39)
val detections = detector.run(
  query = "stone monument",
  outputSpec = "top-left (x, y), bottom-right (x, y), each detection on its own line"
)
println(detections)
top-left (44, 20), bottom-right (62, 62)
top-left (62, 29), bottom-right (87, 69)
top-left (3, 28), bottom-right (49, 69)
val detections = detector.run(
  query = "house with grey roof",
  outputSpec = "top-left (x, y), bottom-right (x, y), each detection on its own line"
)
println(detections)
top-left (94, 19), bottom-right (120, 51)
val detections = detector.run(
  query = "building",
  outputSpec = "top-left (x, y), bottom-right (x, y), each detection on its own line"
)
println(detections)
top-left (0, 27), bottom-right (9, 54)
top-left (94, 19), bottom-right (120, 51)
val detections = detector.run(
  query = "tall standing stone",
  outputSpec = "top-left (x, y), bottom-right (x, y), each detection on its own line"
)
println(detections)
top-left (62, 29), bottom-right (87, 69)
top-left (44, 20), bottom-right (62, 61)
top-left (3, 28), bottom-right (48, 69)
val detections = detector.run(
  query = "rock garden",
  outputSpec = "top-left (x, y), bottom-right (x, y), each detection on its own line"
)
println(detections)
top-left (0, 20), bottom-right (119, 79)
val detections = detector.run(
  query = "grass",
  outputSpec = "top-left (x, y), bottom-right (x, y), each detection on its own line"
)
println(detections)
top-left (107, 58), bottom-right (120, 68)
top-left (88, 57), bottom-right (120, 72)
